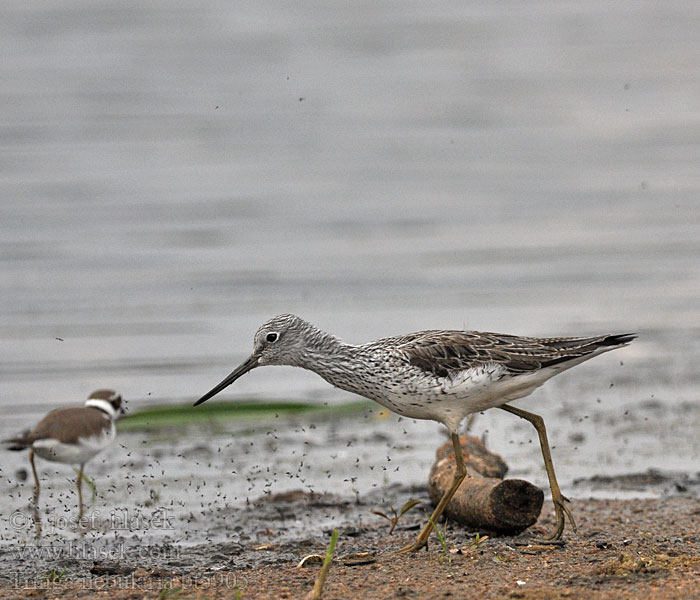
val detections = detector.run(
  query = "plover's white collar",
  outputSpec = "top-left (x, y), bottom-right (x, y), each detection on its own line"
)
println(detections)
top-left (84, 398), bottom-right (120, 420)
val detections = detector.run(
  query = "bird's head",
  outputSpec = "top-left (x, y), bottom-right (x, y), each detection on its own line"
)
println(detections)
top-left (194, 314), bottom-right (311, 406)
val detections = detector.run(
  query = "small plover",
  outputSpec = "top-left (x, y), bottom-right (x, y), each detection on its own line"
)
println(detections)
top-left (5, 389), bottom-right (125, 520)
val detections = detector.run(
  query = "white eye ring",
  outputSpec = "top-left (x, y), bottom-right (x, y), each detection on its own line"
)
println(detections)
top-left (266, 332), bottom-right (279, 343)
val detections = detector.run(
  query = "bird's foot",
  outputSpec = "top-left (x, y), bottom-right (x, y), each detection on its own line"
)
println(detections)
top-left (393, 536), bottom-right (429, 554)
top-left (540, 494), bottom-right (576, 541)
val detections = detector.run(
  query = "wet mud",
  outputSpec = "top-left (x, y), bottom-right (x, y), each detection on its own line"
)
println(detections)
top-left (1, 369), bottom-right (698, 598)
top-left (0, 491), bottom-right (698, 599)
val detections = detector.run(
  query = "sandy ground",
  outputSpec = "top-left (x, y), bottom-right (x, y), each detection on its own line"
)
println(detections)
top-left (1, 491), bottom-right (698, 599)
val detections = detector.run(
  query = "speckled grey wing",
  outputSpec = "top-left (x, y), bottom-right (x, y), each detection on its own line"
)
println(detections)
top-left (390, 331), bottom-right (636, 378)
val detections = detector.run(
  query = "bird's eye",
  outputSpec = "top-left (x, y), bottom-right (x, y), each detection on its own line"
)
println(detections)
top-left (266, 332), bottom-right (279, 343)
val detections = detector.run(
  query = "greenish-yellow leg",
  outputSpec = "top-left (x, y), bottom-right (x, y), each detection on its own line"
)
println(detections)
top-left (397, 432), bottom-right (467, 553)
top-left (500, 405), bottom-right (576, 539)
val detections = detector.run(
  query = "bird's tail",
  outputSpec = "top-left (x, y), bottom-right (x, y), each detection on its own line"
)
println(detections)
top-left (2, 431), bottom-right (31, 451)
top-left (539, 332), bottom-right (636, 369)
top-left (598, 333), bottom-right (637, 347)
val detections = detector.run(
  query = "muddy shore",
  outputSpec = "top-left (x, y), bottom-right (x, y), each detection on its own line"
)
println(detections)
top-left (1, 489), bottom-right (698, 599)
top-left (2, 395), bottom-right (699, 599)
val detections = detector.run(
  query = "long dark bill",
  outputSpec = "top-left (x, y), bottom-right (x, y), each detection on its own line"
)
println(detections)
top-left (194, 354), bottom-right (259, 406)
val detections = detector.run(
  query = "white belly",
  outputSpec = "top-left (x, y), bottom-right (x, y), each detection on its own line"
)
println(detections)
top-left (32, 423), bottom-right (115, 465)
top-left (370, 364), bottom-right (565, 432)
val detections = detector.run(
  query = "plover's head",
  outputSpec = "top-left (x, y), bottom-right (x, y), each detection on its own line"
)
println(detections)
top-left (85, 389), bottom-right (126, 419)
top-left (194, 314), bottom-right (317, 406)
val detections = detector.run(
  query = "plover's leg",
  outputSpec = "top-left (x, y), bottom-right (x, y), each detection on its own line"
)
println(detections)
top-left (29, 450), bottom-right (42, 537)
top-left (500, 405), bottom-right (576, 539)
top-left (77, 464), bottom-right (84, 519)
top-left (29, 449), bottom-right (40, 505)
top-left (397, 432), bottom-right (467, 553)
